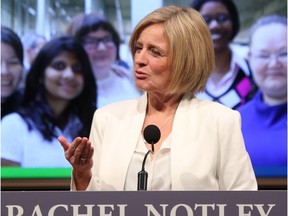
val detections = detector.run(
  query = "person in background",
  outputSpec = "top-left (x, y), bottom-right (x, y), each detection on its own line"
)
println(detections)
top-left (191, 0), bottom-right (257, 109)
top-left (1, 36), bottom-right (97, 167)
top-left (66, 12), bottom-right (130, 70)
top-left (58, 6), bottom-right (257, 191)
top-left (238, 15), bottom-right (287, 169)
top-left (66, 12), bottom-right (85, 36)
top-left (66, 13), bottom-right (141, 108)
top-left (1, 26), bottom-right (24, 118)
top-left (22, 32), bottom-right (47, 71)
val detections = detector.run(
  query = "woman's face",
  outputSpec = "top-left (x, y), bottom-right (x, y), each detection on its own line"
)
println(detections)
top-left (249, 24), bottom-right (287, 101)
top-left (133, 23), bottom-right (171, 94)
top-left (199, 1), bottom-right (233, 52)
top-left (1, 42), bottom-right (23, 100)
top-left (44, 51), bottom-right (84, 103)
top-left (82, 29), bottom-right (117, 70)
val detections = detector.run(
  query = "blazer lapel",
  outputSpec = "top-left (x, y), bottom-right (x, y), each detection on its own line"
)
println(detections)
top-left (107, 94), bottom-right (147, 190)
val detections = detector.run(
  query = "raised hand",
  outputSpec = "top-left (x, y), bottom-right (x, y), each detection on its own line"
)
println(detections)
top-left (58, 136), bottom-right (94, 190)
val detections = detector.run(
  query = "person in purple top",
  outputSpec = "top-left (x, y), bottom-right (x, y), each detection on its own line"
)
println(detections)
top-left (238, 15), bottom-right (287, 171)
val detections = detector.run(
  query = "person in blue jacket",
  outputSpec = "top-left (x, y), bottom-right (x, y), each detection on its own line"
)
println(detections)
top-left (238, 15), bottom-right (287, 173)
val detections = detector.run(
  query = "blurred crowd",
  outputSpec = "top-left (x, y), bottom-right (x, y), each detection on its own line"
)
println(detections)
top-left (1, 0), bottom-right (286, 171)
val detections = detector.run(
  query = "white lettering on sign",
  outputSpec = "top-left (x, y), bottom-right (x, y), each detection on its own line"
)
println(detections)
top-left (145, 203), bottom-right (227, 216)
top-left (4, 203), bottom-right (276, 216)
top-left (237, 204), bottom-right (275, 216)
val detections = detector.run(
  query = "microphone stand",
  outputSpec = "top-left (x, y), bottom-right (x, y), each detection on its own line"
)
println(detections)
top-left (137, 149), bottom-right (153, 191)
top-left (138, 124), bottom-right (160, 191)
top-left (151, 142), bottom-right (154, 153)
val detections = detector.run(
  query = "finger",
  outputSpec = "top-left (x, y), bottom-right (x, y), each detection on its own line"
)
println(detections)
top-left (80, 138), bottom-right (91, 158)
top-left (75, 137), bottom-right (89, 160)
top-left (58, 136), bottom-right (69, 151)
top-left (66, 137), bottom-right (82, 159)
top-left (77, 138), bottom-right (91, 164)
top-left (79, 141), bottom-right (94, 166)
top-left (86, 140), bottom-right (94, 160)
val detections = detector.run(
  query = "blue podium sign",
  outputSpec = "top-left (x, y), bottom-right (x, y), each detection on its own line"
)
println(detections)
top-left (1, 190), bottom-right (287, 216)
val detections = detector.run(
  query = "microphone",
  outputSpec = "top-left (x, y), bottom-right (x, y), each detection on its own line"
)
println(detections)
top-left (143, 124), bottom-right (161, 153)
top-left (137, 125), bottom-right (161, 191)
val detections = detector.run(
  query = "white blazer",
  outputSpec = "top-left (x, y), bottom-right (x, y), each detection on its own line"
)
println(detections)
top-left (75, 93), bottom-right (257, 191)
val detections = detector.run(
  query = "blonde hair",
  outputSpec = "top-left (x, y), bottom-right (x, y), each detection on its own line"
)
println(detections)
top-left (129, 5), bottom-right (215, 95)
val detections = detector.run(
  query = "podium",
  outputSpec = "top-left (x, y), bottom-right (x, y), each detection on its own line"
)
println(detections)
top-left (2, 190), bottom-right (286, 215)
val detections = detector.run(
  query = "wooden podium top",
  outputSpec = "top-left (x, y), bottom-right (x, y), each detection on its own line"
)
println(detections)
top-left (1, 177), bottom-right (287, 191)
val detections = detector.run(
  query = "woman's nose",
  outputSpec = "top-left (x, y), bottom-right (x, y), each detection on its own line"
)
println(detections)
top-left (267, 54), bottom-right (283, 68)
top-left (134, 51), bottom-right (148, 65)
top-left (208, 19), bottom-right (221, 30)
top-left (96, 41), bottom-right (108, 50)
top-left (1, 62), bottom-right (8, 75)
top-left (62, 67), bottom-right (74, 78)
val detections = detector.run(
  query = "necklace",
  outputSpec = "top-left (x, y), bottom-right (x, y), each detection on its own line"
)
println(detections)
top-left (159, 113), bottom-right (174, 129)
top-left (143, 113), bottom-right (175, 147)
top-left (145, 112), bottom-right (175, 130)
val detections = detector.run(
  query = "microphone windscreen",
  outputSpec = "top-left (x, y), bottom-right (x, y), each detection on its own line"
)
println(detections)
top-left (144, 124), bottom-right (161, 144)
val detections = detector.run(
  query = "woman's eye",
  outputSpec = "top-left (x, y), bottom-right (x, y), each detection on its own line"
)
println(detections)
top-left (135, 45), bottom-right (142, 53)
top-left (150, 48), bottom-right (162, 56)
top-left (51, 61), bottom-right (66, 70)
top-left (278, 51), bottom-right (287, 57)
top-left (72, 64), bottom-right (82, 73)
top-left (7, 58), bottom-right (21, 66)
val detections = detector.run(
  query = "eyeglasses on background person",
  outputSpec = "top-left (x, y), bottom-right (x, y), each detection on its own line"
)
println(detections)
top-left (250, 51), bottom-right (287, 63)
top-left (202, 13), bottom-right (231, 25)
top-left (81, 35), bottom-right (115, 51)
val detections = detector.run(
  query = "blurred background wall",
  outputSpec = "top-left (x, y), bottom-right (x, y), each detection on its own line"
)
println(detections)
top-left (2, 0), bottom-right (287, 42)
top-left (1, 0), bottom-right (287, 78)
